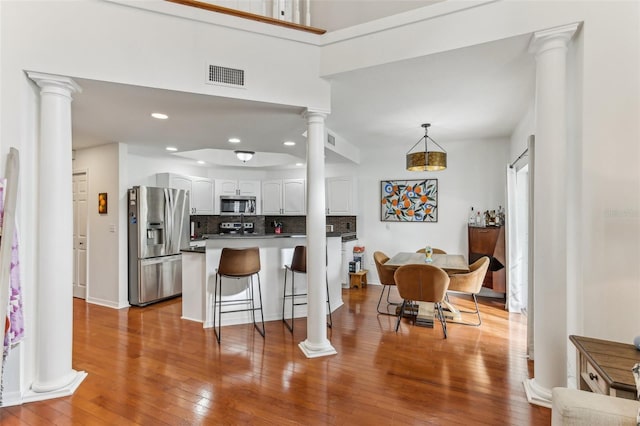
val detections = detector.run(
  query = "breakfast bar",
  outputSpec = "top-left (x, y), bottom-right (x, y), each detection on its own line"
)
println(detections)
top-left (181, 234), bottom-right (343, 328)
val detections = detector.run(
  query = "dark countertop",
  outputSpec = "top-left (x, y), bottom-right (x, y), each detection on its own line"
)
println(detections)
top-left (181, 247), bottom-right (206, 254)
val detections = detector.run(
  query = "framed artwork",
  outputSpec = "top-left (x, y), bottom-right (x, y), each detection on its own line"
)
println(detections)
top-left (98, 192), bottom-right (108, 214)
top-left (380, 179), bottom-right (438, 222)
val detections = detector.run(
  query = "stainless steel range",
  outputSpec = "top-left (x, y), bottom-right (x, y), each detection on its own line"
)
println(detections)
top-left (219, 222), bottom-right (254, 234)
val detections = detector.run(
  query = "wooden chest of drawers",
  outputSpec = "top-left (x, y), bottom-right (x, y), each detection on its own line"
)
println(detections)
top-left (468, 225), bottom-right (506, 293)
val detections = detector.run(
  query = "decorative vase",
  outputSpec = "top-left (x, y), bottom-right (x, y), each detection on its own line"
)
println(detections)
top-left (425, 245), bottom-right (433, 263)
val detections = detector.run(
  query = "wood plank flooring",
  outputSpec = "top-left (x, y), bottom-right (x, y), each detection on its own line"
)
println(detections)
top-left (1, 287), bottom-right (550, 425)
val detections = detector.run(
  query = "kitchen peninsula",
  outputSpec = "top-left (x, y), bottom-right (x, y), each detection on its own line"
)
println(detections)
top-left (181, 234), bottom-right (343, 328)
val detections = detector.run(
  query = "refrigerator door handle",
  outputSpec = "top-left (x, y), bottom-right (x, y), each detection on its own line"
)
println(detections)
top-left (165, 188), bottom-right (174, 251)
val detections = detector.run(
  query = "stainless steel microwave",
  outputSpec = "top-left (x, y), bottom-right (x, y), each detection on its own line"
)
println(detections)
top-left (220, 195), bottom-right (257, 215)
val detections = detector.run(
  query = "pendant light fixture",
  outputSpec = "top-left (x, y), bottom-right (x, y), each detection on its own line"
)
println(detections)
top-left (406, 123), bottom-right (447, 171)
top-left (234, 150), bottom-right (255, 163)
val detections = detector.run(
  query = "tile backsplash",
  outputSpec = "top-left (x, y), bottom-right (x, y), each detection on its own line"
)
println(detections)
top-left (191, 215), bottom-right (356, 236)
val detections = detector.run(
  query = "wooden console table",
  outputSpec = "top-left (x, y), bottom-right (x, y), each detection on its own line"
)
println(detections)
top-left (570, 335), bottom-right (640, 400)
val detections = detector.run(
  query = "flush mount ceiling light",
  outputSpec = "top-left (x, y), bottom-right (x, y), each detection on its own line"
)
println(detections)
top-left (151, 112), bottom-right (169, 120)
top-left (234, 150), bottom-right (254, 163)
top-left (406, 123), bottom-right (447, 172)
top-left (228, 137), bottom-right (241, 143)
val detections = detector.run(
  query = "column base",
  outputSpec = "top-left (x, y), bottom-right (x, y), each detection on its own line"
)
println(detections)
top-left (523, 378), bottom-right (552, 408)
top-left (298, 339), bottom-right (337, 358)
top-left (22, 370), bottom-right (87, 404)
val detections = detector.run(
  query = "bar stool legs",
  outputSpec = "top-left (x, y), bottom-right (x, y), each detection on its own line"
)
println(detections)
top-left (282, 245), bottom-right (332, 333)
top-left (213, 272), bottom-right (265, 343)
top-left (213, 247), bottom-right (265, 344)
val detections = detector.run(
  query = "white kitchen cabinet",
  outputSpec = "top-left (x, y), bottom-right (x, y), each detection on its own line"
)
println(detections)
top-left (262, 178), bottom-right (305, 215)
top-left (191, 177), bottom-right (215, 215)
top-left (214, 179), bottom-right (261, 214)
top-left (215, 179), bottom-right (260, 196)
top-left (156, 173), bottom-right (215, 215)
top-left (216, 179), bottom-right (238, 197)
top-left (326, 176), bottom-right (356, 215)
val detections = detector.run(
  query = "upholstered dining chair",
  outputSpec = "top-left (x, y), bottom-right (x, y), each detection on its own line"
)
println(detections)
top-left (373, 251), bottom-right (401, 316)
top-left (393, 264), bottom-right (450, 338)
top-left (415, 247), bottom-right (447, 255)
top-left (446, 256), bottom-right (490, 326)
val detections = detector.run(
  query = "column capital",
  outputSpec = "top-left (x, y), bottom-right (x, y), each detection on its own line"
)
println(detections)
top-left (529, 22), bottom-right (580, 57)
top-left (26, 71), bottom-right (82, 97)
top-left (303, 108), bottom-right (329, 122)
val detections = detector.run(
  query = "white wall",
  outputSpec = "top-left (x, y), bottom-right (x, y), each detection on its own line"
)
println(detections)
top-left (359, 138), bottom-right (509, 283)
top-left (74, 144), bottom-right (125, 308)
top-left (3, 1), bottom-right (329, 111)
top-left (576, 3), bottom-right (640, 342)
top-left (509, 102), bottom-right (534, 162)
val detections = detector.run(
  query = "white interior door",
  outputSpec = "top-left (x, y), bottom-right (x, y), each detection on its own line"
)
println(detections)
top-left (73, 172), bottom-right (88, 299)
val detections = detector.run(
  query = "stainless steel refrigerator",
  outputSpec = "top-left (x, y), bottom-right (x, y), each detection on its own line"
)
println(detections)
top-left (128, 186), bottom-right (189, 306)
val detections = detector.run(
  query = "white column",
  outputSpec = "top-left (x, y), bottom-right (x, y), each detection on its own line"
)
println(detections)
top-left (26, 72), bottom-right (87, 398)
top-left (523, 23), bottom-right (578, 408)
top-left (299, 110), bottom-right (336, 358)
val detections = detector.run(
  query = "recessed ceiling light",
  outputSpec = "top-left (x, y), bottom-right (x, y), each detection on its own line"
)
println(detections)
top-left (295, 162), bottom-right (304, 167)
top-left (228, 138), bottom-right (241, 143)
top-left (283, 141), bottom-right (296, 146)
top-left (151, 113), bottom-right (169, 120)
top-left (165, 146), bottom-right (178, 152)
top-left (197, 160), bottom-right (205, 164)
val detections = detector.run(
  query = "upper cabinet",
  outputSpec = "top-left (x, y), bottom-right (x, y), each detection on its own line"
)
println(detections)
top-left (156, 173), bottom-right (215, 215)
top-left (262, 179), bottom-right (305, 215)
top-left (191, 177), bottom-right (215, 215)
top-left (214, 179), bottom-right (261, 214)
top-left (216, 179), bottom-right (260, 197)
top-left (326, 176), bottom-right (356, 215)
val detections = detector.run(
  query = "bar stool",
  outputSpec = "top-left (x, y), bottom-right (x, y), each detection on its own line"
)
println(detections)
top-left (213, 247), bottom-right (265, 343)
top-left (282, 245), bottom-right (332, 333)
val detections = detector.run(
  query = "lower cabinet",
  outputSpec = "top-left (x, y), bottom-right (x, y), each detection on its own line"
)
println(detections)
top-left (468, 225), bottom-right (506, 293)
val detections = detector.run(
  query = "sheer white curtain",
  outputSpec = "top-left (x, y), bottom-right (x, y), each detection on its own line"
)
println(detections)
top-left (526, 135), bottom-right (535, 359)
top-left (506, 166), bottom-right (523, 312)
top-left (507, 136), bottom-right (535, 359)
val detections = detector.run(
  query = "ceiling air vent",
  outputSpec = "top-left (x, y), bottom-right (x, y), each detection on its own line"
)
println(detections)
top-left (327, 133), bottom-right (336, 146)
top-left (207, 65), bottom-right (245, 87)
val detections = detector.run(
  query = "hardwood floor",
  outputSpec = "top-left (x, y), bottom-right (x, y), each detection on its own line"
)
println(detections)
top-left (2, 287), bottom-right (550, 425)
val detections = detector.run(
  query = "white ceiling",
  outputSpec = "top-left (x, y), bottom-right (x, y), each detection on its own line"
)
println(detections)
top-left (70, 5), bottom-right (535, 168)
top-left (309, 0), bottom-right (441, 32)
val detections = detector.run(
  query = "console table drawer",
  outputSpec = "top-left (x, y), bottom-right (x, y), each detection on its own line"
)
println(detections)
top-left (582, 361), bottom-right (608, 395)
top-left (570, 335), bottom-right (640, 400)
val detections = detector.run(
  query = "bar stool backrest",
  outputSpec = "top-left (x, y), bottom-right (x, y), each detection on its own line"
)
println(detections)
top-left (218, 247), bottom-right (261, 277)
top-left (290, 245), bottom-right (306, 273)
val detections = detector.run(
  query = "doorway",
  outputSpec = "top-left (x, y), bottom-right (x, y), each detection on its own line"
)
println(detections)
top-left (72, 171), bottom-right (88, 299)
